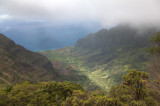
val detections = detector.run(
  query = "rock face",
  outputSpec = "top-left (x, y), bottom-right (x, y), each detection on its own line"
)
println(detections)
top-left (0, 33), bottom-right (58, 85)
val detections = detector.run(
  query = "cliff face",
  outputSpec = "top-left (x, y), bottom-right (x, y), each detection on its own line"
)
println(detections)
top-left (74, 25), bottom-right (158, 64)
top-left (0, 33), bottom-right (58, 85)
top-left (75, 25), bottom-right (157, 51)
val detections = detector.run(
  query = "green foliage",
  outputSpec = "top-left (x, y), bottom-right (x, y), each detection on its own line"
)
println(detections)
top-left (122, 70), bottom-right (149, 100)
top-left (42, 81), bottom-right (84, 99)
top-left (148, 32), bottom-right (160, 55)
top-left (62, 90), bottom-right (123, 106)
top-left (109, 70), bottom-right (160, 105)
top-left (144, 97), bottom-right (157, 106)
top-left (0, 81), bottom-right (84, 106)
top-left (130, 100), bottom-right (146, 106)
top-left (110, 84), bottom-right (134, 103)
top-left (0, 70), bottom-right (160, 106)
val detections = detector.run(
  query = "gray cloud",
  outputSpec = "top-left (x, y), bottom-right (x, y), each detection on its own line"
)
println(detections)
top-left (0, 0), bottom-right (160, 27)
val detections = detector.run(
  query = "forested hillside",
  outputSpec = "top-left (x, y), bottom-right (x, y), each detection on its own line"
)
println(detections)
top-left (41, 25), bottom-right (159, 90)
top-left (0, 33), bottom-right (58, 87)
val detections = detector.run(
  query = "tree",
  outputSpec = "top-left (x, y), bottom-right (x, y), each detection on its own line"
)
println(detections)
top-left (122, 69), bottom-right (149, 100)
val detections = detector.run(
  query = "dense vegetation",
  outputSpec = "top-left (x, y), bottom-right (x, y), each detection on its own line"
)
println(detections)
top-left (40, 25), bottom-right (158, 90)
top-left (0, 69), bottom-right (159, 106)
top-left (0, 81), bottom-right (84, 105)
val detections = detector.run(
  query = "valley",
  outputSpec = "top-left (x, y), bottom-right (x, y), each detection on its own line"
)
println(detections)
top-left (0, 25), bottom-right (160, 105)
top-left (40, 25), bottom-right (156, 90)
top-left (1, 0), bottom-right (160, 105)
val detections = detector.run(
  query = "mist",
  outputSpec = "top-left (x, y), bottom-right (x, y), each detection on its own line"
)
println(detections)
top-left (0, 0), bottom-right (160, 50)
top-left (1, 0), bottom-right (160, 27)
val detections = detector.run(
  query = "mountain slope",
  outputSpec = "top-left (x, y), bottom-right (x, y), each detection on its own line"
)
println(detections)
top-left (41, 25), bottom-right (159, 90)
top-left (0, 33), bottom-right (58, 86)
top-left (75, 25), bottom-right (156, 64)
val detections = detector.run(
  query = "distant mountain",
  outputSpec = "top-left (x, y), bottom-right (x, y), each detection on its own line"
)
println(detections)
top-left (0, 33), bottom-right (58, 86)
top-left (41, 25), bottom-right (159, 90)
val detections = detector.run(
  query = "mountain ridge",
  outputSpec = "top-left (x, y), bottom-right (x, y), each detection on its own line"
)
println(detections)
top-left (0, 33), bottom-right (58, 86)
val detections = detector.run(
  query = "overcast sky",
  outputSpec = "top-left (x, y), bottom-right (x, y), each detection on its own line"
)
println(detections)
top-left (0, 0), bottom-right (160, 50)
top-left (1, 0), bottom-right (160, 26)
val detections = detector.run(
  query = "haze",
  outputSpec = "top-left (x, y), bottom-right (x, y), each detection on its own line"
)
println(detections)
top-left (0, 0), bottom-right (160, 50)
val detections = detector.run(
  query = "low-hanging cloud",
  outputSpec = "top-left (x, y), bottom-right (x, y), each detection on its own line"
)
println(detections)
top-left (0, 0), bottom-right (160, 27)
top-left (0, 14), bottom-right (11, 22)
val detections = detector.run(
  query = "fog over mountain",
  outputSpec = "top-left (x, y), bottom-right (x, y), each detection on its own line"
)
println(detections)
top-left (0, 0), bottom-right (160, 50)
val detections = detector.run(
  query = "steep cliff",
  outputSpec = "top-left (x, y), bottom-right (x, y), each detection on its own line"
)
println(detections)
top-left (75, 25), bottom-right (157, 64)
